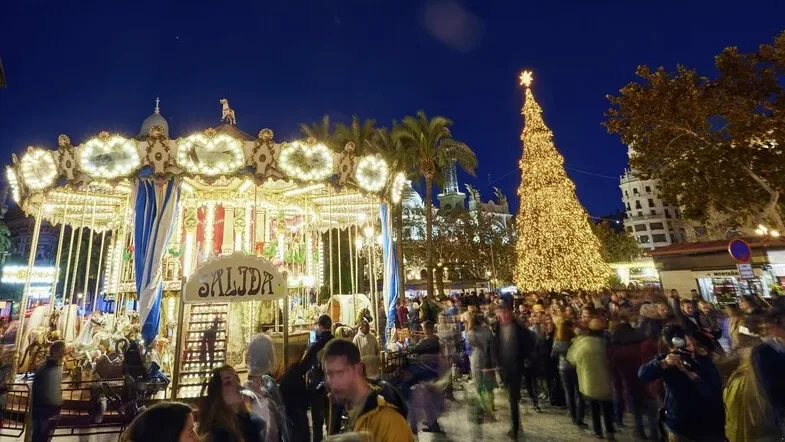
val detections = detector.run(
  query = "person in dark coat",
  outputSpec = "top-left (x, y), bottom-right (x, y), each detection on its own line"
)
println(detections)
top-left (608, 318), bottom-right (649, 438)
top-left (639, 325), bottom-right (725, 441)
top-left (303, 315), bottom-right (334, 442)
top-left (495, 302), bottom-right (535, 439)
top-left (751, 310), bottom-right (785, 432)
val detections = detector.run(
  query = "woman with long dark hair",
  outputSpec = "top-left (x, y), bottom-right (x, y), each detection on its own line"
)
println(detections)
top-left (198, 365), bottom-right (265, 442)
top-left (121, 402), bottom-right (198, 442)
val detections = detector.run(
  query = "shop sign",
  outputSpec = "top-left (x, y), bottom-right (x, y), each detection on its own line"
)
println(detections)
top-left (182, 253), bottom-right (287, 304)
top-left (694, 269), bottom-right (741, 278)
top-left (737, 263), bottom-right (755, 280)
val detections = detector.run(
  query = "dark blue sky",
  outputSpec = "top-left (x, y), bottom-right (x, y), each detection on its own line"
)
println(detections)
top-left (1, 0), bottom-right (783, 216)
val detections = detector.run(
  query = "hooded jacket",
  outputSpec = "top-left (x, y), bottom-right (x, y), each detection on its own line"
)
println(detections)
top-left (327, 381), bottom-right (413, 442)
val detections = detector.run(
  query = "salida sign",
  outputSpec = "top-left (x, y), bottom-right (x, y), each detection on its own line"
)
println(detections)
top-left (182, 253), bottom-right (286, 304)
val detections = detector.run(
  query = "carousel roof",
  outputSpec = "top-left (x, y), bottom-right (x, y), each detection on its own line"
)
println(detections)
top-left (6, 99), bottom-right (407, 231)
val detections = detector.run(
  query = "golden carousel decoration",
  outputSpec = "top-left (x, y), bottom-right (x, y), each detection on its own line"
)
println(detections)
top-left (6, 98), bottom-right (406, 399)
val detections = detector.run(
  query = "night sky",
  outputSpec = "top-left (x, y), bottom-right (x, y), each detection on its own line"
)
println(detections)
top-left (1, 0), bottom-right (783, 217)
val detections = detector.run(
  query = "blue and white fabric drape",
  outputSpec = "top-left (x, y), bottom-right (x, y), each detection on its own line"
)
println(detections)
top-left (133, 177), bottom-right (180, 345)
top-left (379, 203), bottom-right (399, 342)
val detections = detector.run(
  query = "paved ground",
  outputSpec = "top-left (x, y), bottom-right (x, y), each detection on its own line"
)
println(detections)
top-left (416, 384), bottom-right (644, 442)
top-left (2, 383), bottom-right (648, 441)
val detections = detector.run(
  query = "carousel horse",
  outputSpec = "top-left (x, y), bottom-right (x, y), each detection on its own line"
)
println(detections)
top-left (19, 307), bottom-right (63, 373)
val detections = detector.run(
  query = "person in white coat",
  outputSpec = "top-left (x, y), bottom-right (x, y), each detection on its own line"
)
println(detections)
top-left (244, 331), bottom-right (289, 442)
top-left (353, 321), bottom-right (380, 378)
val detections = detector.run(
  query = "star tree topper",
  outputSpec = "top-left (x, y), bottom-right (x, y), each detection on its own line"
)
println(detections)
top-left (519, 70), bottom-right (533, 88)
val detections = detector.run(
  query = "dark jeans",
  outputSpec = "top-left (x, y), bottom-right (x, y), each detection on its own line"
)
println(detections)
top-left (586, 397), bottom-right (614, 438)
top-left (310, 393), bottom-right (328, 442)
top-left (32, 406), bottom-right (59, 442)
top-left (522, 367), bottom-right (539, 406)
top-left (507, 371), bottom-right (523, 436)
top-left (287, 407), bottom-right (310, 442)
top-left (560, 368), bottom-right (585, 424)
top-left (400, 362), bottom-right (439, 401)
top-left (545, 362), bottom-right (565, 406)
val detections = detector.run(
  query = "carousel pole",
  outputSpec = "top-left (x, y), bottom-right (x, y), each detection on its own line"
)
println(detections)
top-left (328, 188), bottom-right (334, 298)
top-left (348, 223), bottom-right (355, 304)
top-left (12, 199), bottom-right (44, 375)
top-left (52, 194), bottom-right (70, 308)
top-left (63, 191), bottom-right (89, 339)
top-left (337, 225), bottom-right (342, 295)
top-left (81, 199), bottom-right (98, 312)
top-left (92, 230), bottom-right (107, 312)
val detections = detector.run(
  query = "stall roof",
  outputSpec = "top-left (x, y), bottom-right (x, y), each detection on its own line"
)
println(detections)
top-left (648, 238), bottom-right (785, 257)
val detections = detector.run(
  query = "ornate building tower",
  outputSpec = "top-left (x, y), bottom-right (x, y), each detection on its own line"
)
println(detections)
top-left (437, 159), bottom-right (466, 213)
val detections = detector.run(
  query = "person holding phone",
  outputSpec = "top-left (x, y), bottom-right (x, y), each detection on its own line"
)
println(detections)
top-left (638, 325), bottom-right (725, 442)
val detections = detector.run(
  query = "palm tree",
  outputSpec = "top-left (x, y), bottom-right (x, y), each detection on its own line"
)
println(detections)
top-left (374, 126), bottom-right (413, 298)
top-left (334, 115), bottom-right (378, 155)
top-left (393, 111), bottom-right (477, 298)
top-left (299, 115), bottom-right (335, 147)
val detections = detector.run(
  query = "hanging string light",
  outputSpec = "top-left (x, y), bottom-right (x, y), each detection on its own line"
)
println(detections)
top-left (19, 148), bottom-right (57, 190)
top-left (80, 135), bottom-right (140, 179)
top-left (355, 155), bottom-right (389, 192)
top-left (279, 141), bottom-right (333, 182)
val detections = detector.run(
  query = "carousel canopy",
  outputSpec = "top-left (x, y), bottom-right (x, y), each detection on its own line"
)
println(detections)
top-left (6, 109), bottom-right (408, 231)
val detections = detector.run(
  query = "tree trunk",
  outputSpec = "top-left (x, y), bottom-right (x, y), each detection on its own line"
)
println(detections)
top-left (425, 176), bottom-right (434, 298)
top-left (395, 203), bottom-right (405, 300)
top-left (743, 165), bottom-right (785, 231)
top-left (435, 263), bottom-right (445, 298)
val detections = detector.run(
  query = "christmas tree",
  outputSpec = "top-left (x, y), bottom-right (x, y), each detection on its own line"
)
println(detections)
top-left (514, 71), bottom-right (611, 292)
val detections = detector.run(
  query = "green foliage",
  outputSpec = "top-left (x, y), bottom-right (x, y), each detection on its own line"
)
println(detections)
top-left (605, 31), bottom-right (785, 232)
top-left (393, 111), bottom-right (477, 297)
top-left (591, 221), bottom-right (641, 263)
top-left (0, 220), bottom-right (10, 258)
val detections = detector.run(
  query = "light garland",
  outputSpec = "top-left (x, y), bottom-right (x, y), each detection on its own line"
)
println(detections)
top-left (390, 172), bottom-right (406, 204)
top-left (80, 135), bottom-right (140, 179)
top-left (177, 133), bottom-right (245, 176)
top-left (6, 167), bottom-right (20, 202)
top-left (19, 148), bottom-right (57, 191)
top-left (278, 141), bottom-right (333, 182)
top-left (282, 183), bottom-right (325, 197)
top-left (355, 154), bottom-right (389, 192)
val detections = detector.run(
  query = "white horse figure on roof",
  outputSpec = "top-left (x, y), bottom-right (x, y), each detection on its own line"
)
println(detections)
top-left (220, 98), bottom-right (237, 125)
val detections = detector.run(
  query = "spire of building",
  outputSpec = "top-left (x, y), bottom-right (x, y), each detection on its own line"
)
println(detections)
top-left (154, 97), bottom-right (160, 114)
top-left (444, 158), bottom-right (459, 194)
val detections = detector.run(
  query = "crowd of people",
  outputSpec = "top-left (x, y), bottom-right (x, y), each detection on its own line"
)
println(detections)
top-left (28, 287), bottom-right (785, 442)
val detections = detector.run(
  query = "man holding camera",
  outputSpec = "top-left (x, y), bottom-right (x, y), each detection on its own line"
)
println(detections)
top-left (638, 324), bottom-right (725, 441)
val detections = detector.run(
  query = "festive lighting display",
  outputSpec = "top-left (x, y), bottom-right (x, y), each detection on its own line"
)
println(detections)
top-left (514, 71), bottom-right (611, 292)
top-left (355, 155), bottom-right (389, 193)
top-left (278, 141), bottom-right (333, 182)
top-left (177, 133), bottom-right (245, 175)
top-left (80, 135), bottom-right (141, 179)
top-left (282, 183), bottom-right (324, 197)
top-left (390, 172), bottom-right (406, 204)
top-left (1, 265), bottom-right (57, 284)
top-left (19, 148), bottom-right (57, 191)
top-left (6, 167), bottom-right (20, 202)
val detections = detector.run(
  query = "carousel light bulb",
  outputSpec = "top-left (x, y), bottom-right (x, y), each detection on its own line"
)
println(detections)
top-left (20, 148), bottom-right (57, 190)
top-left (355, 237), bottom-right (363, 249)
top-left (355, 155), bottom-right (389, 192)
top-left (376, 234), bottom-right (383, 246)
top-left (390, 172), bottom-right (406, 204)
top-left (363, 226), bottom-right (374, 239)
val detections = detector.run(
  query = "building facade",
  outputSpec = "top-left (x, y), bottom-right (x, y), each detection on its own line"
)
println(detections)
top-left (620, 147), bottom-right (686, 250)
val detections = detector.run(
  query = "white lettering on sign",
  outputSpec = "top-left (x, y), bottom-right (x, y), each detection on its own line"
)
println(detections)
top-left (183, 253), bottom-right (286, 304)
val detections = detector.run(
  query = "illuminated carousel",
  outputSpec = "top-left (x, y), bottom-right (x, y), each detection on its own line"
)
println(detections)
top-left (6, 99), bottom-right (405, 399)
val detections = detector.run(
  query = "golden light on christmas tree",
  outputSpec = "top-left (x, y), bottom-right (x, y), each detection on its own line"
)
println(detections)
top-left (519, 70), bottom-right (533, 87)
top-left (514, 70), bottom-right (611, 292)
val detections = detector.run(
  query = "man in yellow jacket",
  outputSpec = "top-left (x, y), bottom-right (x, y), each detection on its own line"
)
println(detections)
top-left (322, 339), bottom-right (414, 442)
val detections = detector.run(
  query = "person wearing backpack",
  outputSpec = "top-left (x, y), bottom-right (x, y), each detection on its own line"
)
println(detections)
top-left (303, 315), bottom-right (334, 442)
top-left (322, 339), bottom-right (413, 442)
